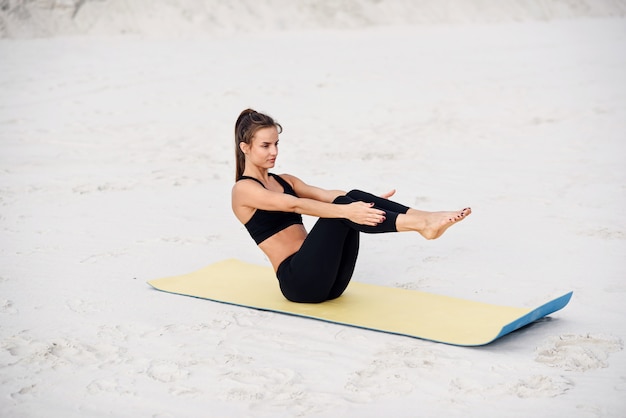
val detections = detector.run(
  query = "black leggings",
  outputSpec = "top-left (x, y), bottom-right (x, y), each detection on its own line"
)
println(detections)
top-left (276, 190), bottom-right (409, 303)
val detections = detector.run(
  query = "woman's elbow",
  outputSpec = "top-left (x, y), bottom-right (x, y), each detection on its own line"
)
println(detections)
top-left (288, 197), bottom-right (304, 213)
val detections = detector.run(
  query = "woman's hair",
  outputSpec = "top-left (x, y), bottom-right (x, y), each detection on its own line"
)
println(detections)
top-left (234, 109), bottom-right (283, 180)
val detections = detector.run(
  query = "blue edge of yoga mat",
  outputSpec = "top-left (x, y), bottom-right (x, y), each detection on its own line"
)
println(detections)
top-left (493, 291), bottom-right (572, 343)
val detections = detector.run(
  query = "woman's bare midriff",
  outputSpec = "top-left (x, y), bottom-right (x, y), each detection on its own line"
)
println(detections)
top-left (258, 224), bottom-right (308, 272)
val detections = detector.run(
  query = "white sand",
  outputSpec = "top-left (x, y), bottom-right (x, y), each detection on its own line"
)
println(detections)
top-left (1, 1), bottom-right (625, 417)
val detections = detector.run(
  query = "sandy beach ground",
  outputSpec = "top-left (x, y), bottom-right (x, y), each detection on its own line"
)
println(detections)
top-left (1, 1), bottom-right (625, 417)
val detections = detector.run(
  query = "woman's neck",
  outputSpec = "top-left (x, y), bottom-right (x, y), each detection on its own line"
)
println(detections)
top-left (242, 167), bottom-right (270, 183)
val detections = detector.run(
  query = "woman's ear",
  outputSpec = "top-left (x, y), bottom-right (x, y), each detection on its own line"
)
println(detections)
top-left (239, 141), bottom-right (249, 155)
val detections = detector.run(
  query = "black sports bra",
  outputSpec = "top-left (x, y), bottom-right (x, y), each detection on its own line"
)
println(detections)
top-left (238, 173), bottom-right (304, 244)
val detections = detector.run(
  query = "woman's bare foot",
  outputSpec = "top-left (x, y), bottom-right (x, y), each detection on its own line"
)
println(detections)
top-left (397, 207), bottom-right (472, 239)
top-left (421, 207), bottom-right (471, 239)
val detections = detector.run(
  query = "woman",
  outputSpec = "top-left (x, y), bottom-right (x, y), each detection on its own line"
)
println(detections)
top-left (231, 109), bottom-right (471, 303)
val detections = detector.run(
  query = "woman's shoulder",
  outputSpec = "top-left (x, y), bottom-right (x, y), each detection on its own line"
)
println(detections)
top-left (231, 177), bottom-right (257, 196)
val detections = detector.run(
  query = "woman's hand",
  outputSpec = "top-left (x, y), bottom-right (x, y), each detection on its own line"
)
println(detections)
top-left (345, 202), bottom-right (386, 226)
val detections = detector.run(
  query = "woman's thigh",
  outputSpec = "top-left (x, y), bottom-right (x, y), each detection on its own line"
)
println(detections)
top-left (277, 217), bottom-right (356, 303)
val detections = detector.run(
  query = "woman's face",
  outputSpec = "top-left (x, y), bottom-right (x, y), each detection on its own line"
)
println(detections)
top-left (245, 126), bottom-right (279, 170)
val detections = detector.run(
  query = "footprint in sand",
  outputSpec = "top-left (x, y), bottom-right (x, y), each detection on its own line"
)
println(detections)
top-left (344, 342), bottom-right (460, 402)
top-left (450, 374), bottom-right (574, 399)
top-left (65, 297), bottom-right (101, 314)
top-left (2, 332), bottom-right (124, 370)
top-left (10, 383), bottom-right (39, 399)
top-left (217, 366), bottom-right (305, 407)
top-left (535, 333), bottom-right (624, 371)
top-left (146, 360), bottom-right (190, 383)
top-left (1, 299), bottom-right (18, 314)
top-left (96, 324), bottom-right (130, 343)
top-left (86, 378), bottom-right (136, 396)
top-left (509, 374), bottom-right (574, 398)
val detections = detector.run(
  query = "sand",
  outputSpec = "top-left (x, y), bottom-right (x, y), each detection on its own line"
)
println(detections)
top-left (1, 1), bottom-right (625, 417)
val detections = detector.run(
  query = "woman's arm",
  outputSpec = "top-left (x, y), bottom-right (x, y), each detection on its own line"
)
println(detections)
top-left (284, 173), bottom-right (397, 203)
top-left (232, 179), bottom-right (386, 226)
top-left (281, 174), bottom-right (345, 203)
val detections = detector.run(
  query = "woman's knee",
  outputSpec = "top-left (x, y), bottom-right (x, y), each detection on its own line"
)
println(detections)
top-left (346, 189), bottom-right (374, 202)
top-left (332, 190), bottom-right (371, 204)
top-left (332, 194), bottom-right (354, 205)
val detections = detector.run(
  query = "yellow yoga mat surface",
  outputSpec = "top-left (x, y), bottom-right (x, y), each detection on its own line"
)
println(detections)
top-left (148, 259), bottom-right (572, 346)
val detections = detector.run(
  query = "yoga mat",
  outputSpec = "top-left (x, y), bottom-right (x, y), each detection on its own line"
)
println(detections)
top-left (148, 259), bottom-right (572, 346)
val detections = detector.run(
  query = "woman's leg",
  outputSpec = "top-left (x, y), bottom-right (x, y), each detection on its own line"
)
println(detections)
top-left (277, 193), bottom-right (405, 303)
top-left (346, 189), bottom-right (409, 215)
top-left (326, 191), bottom-right (408, 299)
top-left (337, 191), bottom-right (407, 234)
top-left (348, 189), bottom-right (471, 240)
top-left (276, 191), bottom-right (471, 302)
top-left (277, 216), bottom-right (359, 303)
top-left (327, 227), bottom-right (360, 300)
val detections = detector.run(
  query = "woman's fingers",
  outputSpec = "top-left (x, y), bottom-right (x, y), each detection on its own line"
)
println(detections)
top-left (350, 202), bottom-right (386, 225)
top-left (366, 204), bottom-right (386, 224)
